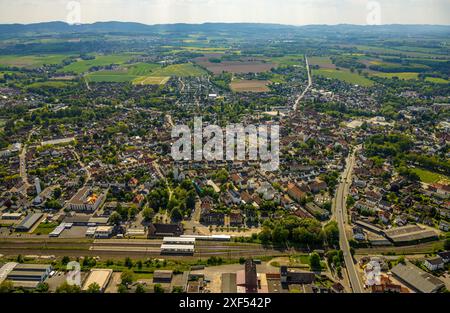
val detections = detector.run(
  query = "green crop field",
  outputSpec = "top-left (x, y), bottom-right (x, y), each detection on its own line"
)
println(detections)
top-left (149, 63), bottom-right (207, 77)
top-left (312, 68), bottom-right (374, 87)
top-left (269, 55), bottom-right (305, 67)
top-left (425, 77), bottom-right (449, 84)
top-left (0, 54), bottom-right (70, 69)
top-left (132, 76), bottom-right (170, 85)
top-left (309, 56), bottom-right (335, 68)
top-left (26, 81), bottom-right (74, 88)
top-left (85, 72), bottom-right (138, 83)
top-left (125, 63), bottom-right (161, 75)
top-left (59, 54), bottom-right (135, 74)
top-left (371, 72), bottom-right (419, 80)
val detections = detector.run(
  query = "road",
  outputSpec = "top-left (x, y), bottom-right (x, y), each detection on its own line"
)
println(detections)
top-left (293, 55), bottom-right (312, 111)
top-left (333, 145), bottom-right (364, 293)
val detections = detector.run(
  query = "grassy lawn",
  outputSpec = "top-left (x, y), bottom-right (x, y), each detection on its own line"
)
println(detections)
top-left (32, 222), bottom-right (59, 235)
top-left (312, 68), bottom-right (374, 87)
top-left (410, 168), bottom-right (450, 184)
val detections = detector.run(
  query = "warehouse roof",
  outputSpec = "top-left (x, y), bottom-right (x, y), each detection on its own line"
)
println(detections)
top-left (14, 263), bottom-right (52, 271)
top-left (384, 225), bottom-right (438, 243)
top-left (391, 263), bottom-right (444, 293)
top-left (15, 213), bottom-right (43, 231)
top-left (153, 270), bottom-right (173, 280)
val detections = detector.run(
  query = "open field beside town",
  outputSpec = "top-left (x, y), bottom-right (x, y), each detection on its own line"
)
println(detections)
top-left (371, 72), bottom-right (420, 80)
top-left (230, 79), bottom-right (270, 92)
top-left (58, 54), bottom-right (136, 74)
top-left (309, 56), bottom-right (336, 69)
top-left (312, 68), bottom-right (374, 87)
top-left (26, 81), bottom-right (75, 89)
top-left (132, 76), bottom-right (170, 85)
top-left (425, 77), bottom-right (450, 84)
top-left (84, 63), bottom-right (202, 83)
top-left (149, 63), bottom-right (207, 77)
top-left (0, 54), bottom-right (71, 69)
top-left (195, 55), bottom-right (275, 74)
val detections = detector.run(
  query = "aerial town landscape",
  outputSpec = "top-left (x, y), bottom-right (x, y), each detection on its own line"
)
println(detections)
top-left (0, 1), bottom-right (449, 298)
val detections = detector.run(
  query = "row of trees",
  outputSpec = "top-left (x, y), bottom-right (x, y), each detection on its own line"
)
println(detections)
top-left (258, 216), bottom-right (339, 248)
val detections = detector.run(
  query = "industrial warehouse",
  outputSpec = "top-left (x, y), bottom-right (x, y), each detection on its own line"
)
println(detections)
top-left (0, 263), bottom-right (53, 289)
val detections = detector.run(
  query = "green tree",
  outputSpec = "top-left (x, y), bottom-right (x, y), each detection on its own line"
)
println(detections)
top-left (56, 282), bottom-right (81, 293)
top-left (309, 252), bottom-right (321, 270)
top-left (121, 270), bottom-right (134, 286)
top-left (154, 283), bottom-right (165, 293)
top-left (61, 256), bottom-right (70, 265)
top-left (86, 282), bottom-right (101, 293)
top-left (35, 282), bottom-right (49, 293)
top-left (172, 286), bottom-right (184, 293)
top-left (171, 208), bottom-right (183, 221)
top-left (0, 280), bottom-right (14, 293)
top-left (135, 283), bottom-right (145, 293)
top-left (109, 211), bottom-right (122, 225)
top-left (444, 238), bottom-right (450, 250)
top-left (117, 284), bottom-right (128, 293)
top-left (142, 207), bottom-right (154, 221)
top-left (124, 257), bottom-right (133, 269)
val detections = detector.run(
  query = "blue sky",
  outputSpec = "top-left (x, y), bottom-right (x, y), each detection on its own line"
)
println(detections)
top-left (0, 0), bottom-right (449, 25)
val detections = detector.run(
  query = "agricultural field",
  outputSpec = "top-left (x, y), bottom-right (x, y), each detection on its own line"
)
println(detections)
top-left (268, 55), bottom-right (305, 67)
top-left (348, 45), bottom-right (448, 59)
top-left (58, 54), bottom-right (136, 74)
top-left (312, 68), bottom-right (374, 87)
top-left (195, 55), bottom-right (275, 74)
top-left (26, 81), bottom-right (74, 89)
top-left (85, 71), bottom-right (139, 83)
top-left (410, 168), bottom-right (450, 184)
top-left (425, 77), bottom-right (449, 84)
top-left (85, 63), bottom-right (200, 83)
top-left (230, 79), bottom-right (270, 92)
top-left (0, 54), bottom-right (71, 69)
top-left (149, 63), bottom-right (207, 77)
top-left (133, 76), bottom-right (170, 85)
top-left (309, 56), bottom-right (336, 69)
top-left (371, 72), bottom-right (419, 80)
top-left (125, 63), bottom-right (161, 75)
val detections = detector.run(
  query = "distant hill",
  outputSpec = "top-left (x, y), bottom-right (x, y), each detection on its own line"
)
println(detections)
top-left (0, 21), bottom-right (449, 38)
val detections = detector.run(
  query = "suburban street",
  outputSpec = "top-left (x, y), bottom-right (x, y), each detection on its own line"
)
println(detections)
top-left (333, 145), bottom-right (365, 293)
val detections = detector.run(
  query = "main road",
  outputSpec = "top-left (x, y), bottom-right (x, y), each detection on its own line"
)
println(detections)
top-left (293, 55), bottom-right (312, 111)
top-left (333, 145), bottom-right (365, 293)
